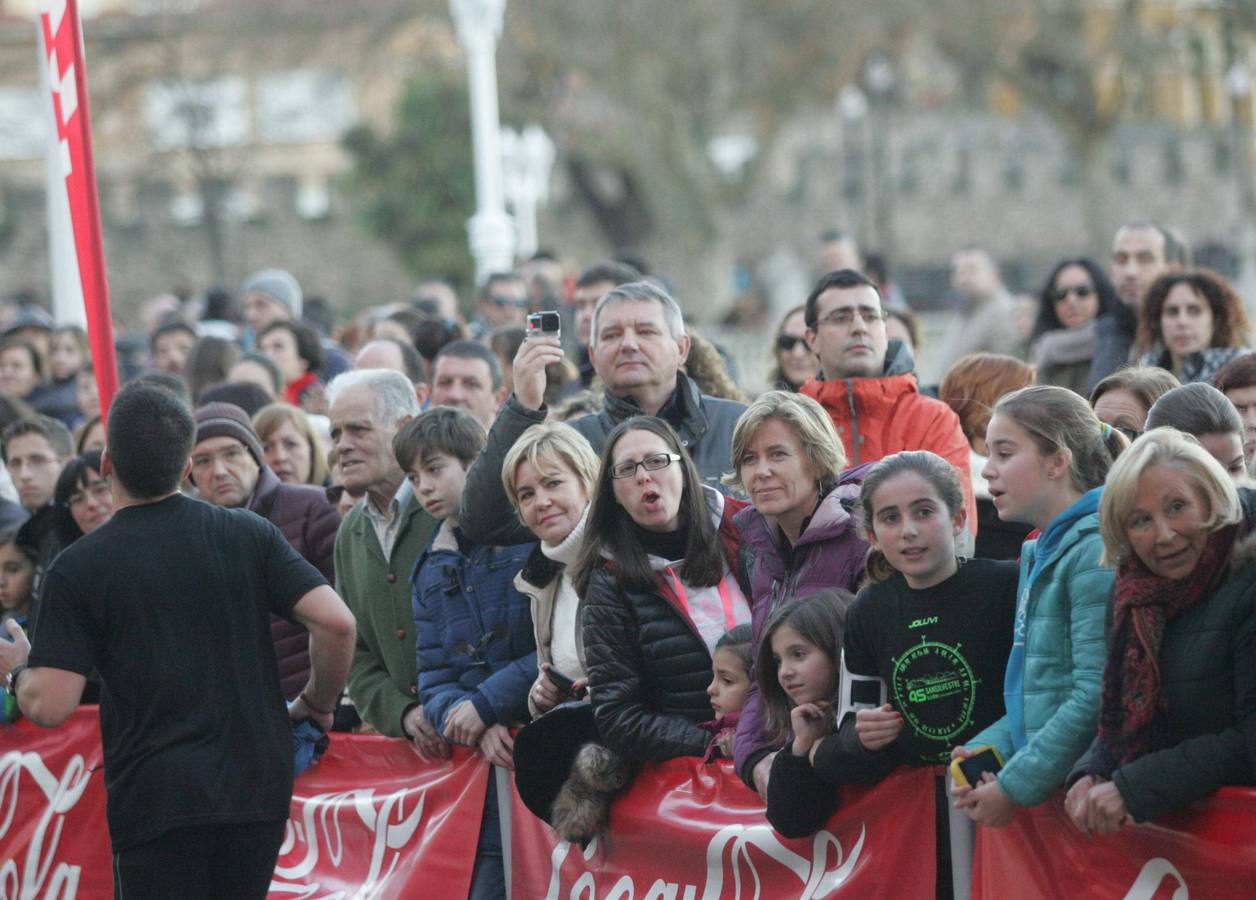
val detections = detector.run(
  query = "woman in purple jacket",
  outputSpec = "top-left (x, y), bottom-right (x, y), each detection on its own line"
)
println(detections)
top-left (727, 391), bottom-right (870, 796)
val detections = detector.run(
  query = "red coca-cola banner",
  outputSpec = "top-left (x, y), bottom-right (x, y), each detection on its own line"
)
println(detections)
top-left (972, 790), bottom-right (1256, 899)
top-left (509, 758), bottom-right (938, 899)
top-left (0, 710), bottom-right (488, 898)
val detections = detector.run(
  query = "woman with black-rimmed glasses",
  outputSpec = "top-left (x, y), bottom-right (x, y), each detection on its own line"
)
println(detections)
top-left (767, 305), bottom-right (819, 393)
top-left (1030, 258), bottom-right (1119, 396)
top-left (574, 416), bottom-right (752, 762)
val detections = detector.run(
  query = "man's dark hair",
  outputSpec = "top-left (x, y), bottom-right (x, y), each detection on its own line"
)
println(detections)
top-left (479, 271), bottom-right (525, 301)
top-left (106, 382), bottom-right (195, 499)
top-left (130, 369), bottom-right (191, 406)
top-left (576, 261), bottom-right (641, 290)
top-left (803, 269), bottom-right (882, 328)
top-left (413, 318), bottom-right (464, 363)
top-left (198, 381), bottom-right (274, 418)
top-left (381, 337), bottom-right (427, 384)
top-left (433, 339), bottom-right (503, 391)
top-left (2, 415), bottom-right (73, 463)
top-left (391, 405), bottom-right (486, 472)
top-left (149, 320), bottom-right (196, 353)
top-left (201, 286), bottom-right (238, 322)
top-left (259, 319), bottom-right (325, 373)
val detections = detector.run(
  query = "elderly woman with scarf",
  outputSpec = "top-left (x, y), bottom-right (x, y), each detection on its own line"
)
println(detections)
top-left (725, 391), bottom-right (870, 797)
top-left (1065, 427), bottom-right (1256, 834)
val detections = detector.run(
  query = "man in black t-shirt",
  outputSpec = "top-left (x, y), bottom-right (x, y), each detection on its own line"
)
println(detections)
top-left (0, 383), bottom-right (356, 900)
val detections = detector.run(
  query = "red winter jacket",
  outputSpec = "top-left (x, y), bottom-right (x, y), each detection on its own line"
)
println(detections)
top-left (802, 342), bottom-right (976, 535)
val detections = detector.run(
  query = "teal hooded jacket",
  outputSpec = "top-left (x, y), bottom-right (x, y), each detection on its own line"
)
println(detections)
top-left (966, 503), bottom-right (1114, 807)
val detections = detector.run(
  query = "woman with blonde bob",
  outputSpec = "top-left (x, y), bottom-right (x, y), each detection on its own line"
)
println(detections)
top-left (253, 403), bottom-right (329, 486)
top-left (500, 421), bottom-right (600, 718)
top-left (726, 390), bottom-right (871, 796)
top-left (1065, 428), bottom-right (1256, 834)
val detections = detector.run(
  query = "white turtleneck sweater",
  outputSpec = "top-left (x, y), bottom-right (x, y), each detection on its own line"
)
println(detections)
top-left (541, 506), bottom-right (588, 680)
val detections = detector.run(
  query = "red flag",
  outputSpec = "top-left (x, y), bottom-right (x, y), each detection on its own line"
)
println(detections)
top-left (38, 0), bottom-right (119, 417)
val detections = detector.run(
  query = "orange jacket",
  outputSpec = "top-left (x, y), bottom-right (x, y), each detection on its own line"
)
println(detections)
top-left (802, 346), bottom-right (976, 535)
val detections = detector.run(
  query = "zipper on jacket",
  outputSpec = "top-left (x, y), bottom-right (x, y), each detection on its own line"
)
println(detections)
top-left (845, 379), bottom-right (861, 465)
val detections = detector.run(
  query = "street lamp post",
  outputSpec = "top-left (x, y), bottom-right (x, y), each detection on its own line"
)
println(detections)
top-left (1226, 61), bottom-right (1256, 309)
top-left (501, 124), bottom-right (555, 260)
top-left (451, 0), bottom-right (515, 284)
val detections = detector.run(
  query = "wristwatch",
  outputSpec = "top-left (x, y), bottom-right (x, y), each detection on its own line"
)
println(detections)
top-left (5, 664), bottom-right (26, 697)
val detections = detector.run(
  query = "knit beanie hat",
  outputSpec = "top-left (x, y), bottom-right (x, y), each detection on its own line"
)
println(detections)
top-left (241, 268), bottom-right (303, 319)
top-left (193, 402), bottom-right (264, 468)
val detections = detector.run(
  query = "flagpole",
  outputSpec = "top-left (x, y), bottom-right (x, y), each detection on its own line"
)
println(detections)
top-left (38, 0), bottom-right (119, 417)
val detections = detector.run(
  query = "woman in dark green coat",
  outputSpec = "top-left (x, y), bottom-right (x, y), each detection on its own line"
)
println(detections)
top-left (1066, 427), bottom-right (1256, 834)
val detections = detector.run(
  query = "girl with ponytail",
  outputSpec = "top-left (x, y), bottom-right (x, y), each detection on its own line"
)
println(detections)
top-left (952, 385), bottom-right (1124, 827)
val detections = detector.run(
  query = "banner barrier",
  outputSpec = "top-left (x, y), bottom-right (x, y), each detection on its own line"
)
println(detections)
top-left (4, 711), bottom-right (1255, 899)
top-left (972, 790), bottom-right (1256, 899)
top-left (508, 759), bottom-right (937, 900)
top-left (1, 710), bottom-right (488, 899)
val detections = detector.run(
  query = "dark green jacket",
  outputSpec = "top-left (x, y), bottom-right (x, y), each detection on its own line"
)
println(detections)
top-left (334, 495), bottom-right (437, 737)
top-left (1071, 556), bottom-right (1256, 822)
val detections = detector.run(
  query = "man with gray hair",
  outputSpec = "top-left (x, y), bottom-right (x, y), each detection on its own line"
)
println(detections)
top-left (459, 280), bottom-right (747, 546)
top-left (328, 369), bottom-right (444, 754)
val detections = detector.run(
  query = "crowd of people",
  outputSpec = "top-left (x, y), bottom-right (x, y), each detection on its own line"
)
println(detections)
top-left (1, 221), bottom-right (1255, 899)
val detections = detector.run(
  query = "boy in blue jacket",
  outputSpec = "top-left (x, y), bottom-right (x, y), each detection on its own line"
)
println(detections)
top-left (399, 405), bottom-right (536, 900)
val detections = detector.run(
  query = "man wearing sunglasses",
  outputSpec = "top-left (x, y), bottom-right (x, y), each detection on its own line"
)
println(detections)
top-left (470, 271), bottom-right (529, 339)
top-left (801, 269), bottom-right (976, 550)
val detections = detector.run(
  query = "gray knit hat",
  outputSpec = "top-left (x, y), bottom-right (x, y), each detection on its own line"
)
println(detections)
top-left (193, 402), bottom-right (264, 468)
top-left (241, 268), bottom-right (303, 319)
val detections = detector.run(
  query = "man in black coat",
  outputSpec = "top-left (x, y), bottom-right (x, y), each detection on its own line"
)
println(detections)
top-left (190, 401), bottom-right (341, 697)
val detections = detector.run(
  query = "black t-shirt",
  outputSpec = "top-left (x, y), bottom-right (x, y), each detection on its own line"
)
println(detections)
top-left (28, 493), bottom-right (326, 850)
top-left (813, 557), bottom-right (1019, 783)
top-left (838, 558), bottom-right (1018, 767)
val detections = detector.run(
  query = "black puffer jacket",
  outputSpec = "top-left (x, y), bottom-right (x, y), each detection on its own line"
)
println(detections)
top-left (247, 466), bottom-right (341, 698)
top-left (580, 491), bottom-right (747, 763)
top-left (581, 565), bottom-right (715, 761)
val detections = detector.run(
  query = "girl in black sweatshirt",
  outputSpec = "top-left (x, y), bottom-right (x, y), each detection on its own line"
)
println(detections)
top-left (766, 452), bottom-right (1016, 870)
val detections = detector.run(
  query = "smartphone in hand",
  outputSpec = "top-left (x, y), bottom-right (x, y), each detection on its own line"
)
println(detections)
top-left (949, 745), bottom-right (1005, 787)
top-left (546, 668), bottom-right (586, 700)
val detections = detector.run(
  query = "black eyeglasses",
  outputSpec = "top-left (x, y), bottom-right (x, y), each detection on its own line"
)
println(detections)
top-left (1050, 284), bottom-right (1094, 303)
top-left (610, 452), bottom-right (681, 480)
top-left (776, 334), bottom-right (809, 352)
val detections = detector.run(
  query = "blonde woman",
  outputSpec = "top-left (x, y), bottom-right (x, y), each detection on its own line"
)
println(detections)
top-left (500, 422), bottom-right (599, 717)
top-left (253, 403), bottom-right (329, 486)
top-left (1066, 428), bottom-right (1256, 832)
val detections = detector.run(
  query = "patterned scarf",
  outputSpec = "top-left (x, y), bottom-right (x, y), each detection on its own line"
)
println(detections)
top-left (1089, 524), bottom-right (1238, 777)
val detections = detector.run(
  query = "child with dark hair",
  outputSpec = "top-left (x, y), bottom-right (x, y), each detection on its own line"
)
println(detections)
top-left (403, 405), bottom-right (537, 900)
top-left (702, 623), bottom-right (753, 760)
top-left (759, 589), bottom-right (854, 837)
top-left (785, 452), bottom-right (1018, 894)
